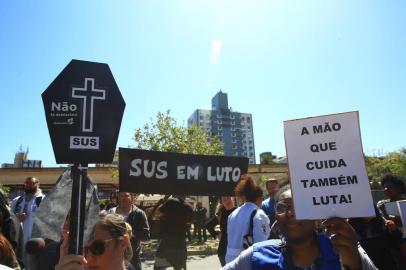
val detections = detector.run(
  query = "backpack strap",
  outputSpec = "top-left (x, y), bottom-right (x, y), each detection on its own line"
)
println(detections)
top-left (13, 196), bottom-right (24, 214)
top-left (248, 209), bottom-right (258, 236)
top-left (35, 196), bottom-right (43, 208)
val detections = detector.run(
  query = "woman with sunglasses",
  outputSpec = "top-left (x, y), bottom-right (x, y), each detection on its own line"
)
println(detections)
top-left (55, 213), bottom-right (135, 270)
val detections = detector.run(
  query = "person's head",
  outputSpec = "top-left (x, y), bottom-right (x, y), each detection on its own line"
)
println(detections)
top-left (381, 173), bottom-right (406, 200)
top-left (0, 234), bottom-right (19, 268)
top-left (118, 192), bottom-right (133, 208)
top-left (274, 184), bottom-right (315, 244)
top-left (85, 214), bottom-right (132, 270)
top-left (196, 202), bottom-right (202, 208)
top-left (24, 176), bottom-right (39, 194)
top-left (110, 191), bottom-right (119, 205)
top-left (221, 196), bottom-right (235, 210)
top-left (265, 178), bottom-right (279, 197)
top-left (234, 174), bottom-right (263, 205)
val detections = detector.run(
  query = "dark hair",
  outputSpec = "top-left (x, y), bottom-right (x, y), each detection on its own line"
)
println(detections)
top-left (381, 173), bottom-right (406, 194)
top-left (110, 191), bottom-right (119, 200)
top-left (234, 175), bottom-right (263, 202)
top-left (25, 176), bottom-right (38, 183)
top-left (0, 234), bottom-right (19, 268)
top-left (96, 214), bottom-right (133, 261)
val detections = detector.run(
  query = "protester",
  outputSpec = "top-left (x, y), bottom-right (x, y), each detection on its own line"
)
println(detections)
top-left (193, 201), bottom-right (207, 243)
top-left (35, 212), bottom-right (71, 270)
top-left (225, 175), bottom-right (270, 264)
top-left (126, 200), bottom-right (150, 270)
top-left (106, 191), bottom-right (119, 211)
top-left (11, 177), bottom-right (45, 245)
top-left (154, 195), bottom-right (193, 270)
top-left (260, 178), bottom-right (279, 227)
top-left (108, 192), bottom-right (150, 270)
top-left (350, 206), bottom-right (399, 269)
top-left (0, 234), bottom-right (20, 270)
top-left (55, 213), bottom-right (134, 270)
top-left (376, 173), bottom-right (406, 269)
top-left (221, 184), bottom-right (378, 270)
top-left (206, 196), bottom-right (236, 266)
top-left (0, 189), bottom-right (23, 267)
top-left (108, 192), bottom-right (136, 219)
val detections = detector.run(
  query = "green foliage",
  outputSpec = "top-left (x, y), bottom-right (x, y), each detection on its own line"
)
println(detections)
top-left (0, 183), bottom-right (10, 196)
top-left (258, 175), bottom-right (269, 185)
top-left (260, 155), bottom-right (274, 165)
top-left (133, 111), bottom-right (224, 155)
top-left (365, 148), bottom-right (406, 185)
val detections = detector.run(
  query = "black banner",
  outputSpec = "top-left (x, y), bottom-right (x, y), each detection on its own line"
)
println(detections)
top-left (119, 148), bottom-right (249, 196)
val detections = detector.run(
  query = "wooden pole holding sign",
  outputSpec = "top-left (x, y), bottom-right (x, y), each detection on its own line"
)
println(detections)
top-left (68, 164), bottom-right (88, 255)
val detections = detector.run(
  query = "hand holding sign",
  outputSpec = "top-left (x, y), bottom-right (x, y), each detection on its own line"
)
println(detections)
top-left (323, 218), bottom-right (361, 270)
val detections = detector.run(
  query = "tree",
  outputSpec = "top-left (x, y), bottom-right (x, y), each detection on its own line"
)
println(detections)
top-left (133, 111), bottom-right (223, 155)
top-left (365, 148), bottom-right (406, 187)
top-left (111, 111), bottom-right (224, 184)
top-left (132, 111), bottom-right (224, 217)
top-left (0, 183), bottom-right (10, 196)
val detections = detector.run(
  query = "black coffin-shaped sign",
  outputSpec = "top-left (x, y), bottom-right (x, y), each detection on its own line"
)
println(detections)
top-left (42, 60), bottom-right (125, 164)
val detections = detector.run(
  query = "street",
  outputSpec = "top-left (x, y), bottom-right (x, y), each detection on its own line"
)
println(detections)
top-left (142, 255), bottom-right (221, 270)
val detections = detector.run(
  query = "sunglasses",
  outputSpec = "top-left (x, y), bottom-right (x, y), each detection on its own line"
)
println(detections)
top-left (84, 237), bottom-right (122, 256)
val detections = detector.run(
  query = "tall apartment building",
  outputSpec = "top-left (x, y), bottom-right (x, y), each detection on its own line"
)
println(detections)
top-left (188, 91), bottom-right (256, 164)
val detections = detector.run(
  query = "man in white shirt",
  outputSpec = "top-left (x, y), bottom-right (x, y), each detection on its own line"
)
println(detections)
top-left (11, 177), bottom-right (45, 245)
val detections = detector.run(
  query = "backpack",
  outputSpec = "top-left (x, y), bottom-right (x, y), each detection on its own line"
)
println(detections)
top-left (243, 209), bottom-right (258, 249)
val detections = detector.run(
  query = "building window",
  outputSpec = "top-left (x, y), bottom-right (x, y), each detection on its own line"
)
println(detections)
top-left (247, 117), bottom-right (251, 123)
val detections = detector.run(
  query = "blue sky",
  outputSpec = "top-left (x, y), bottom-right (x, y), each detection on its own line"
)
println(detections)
top-left (1, 1), bottom-right (405, 167)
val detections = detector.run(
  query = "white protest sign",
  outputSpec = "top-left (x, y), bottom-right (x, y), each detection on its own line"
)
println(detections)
top-left (284, 111), bottom-right (375, 219)
top-left (396, 200), bottom-right (406, 238)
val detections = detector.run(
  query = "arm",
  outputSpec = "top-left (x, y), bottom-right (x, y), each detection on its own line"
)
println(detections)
top-left (323, 218), bottom-right (362, 270)
top-left (376, 201), bottom-right (399, 232)
top-left (206, 215), bottom-right (219, 238)
top-left (253, 211), bottom-right (270, 243)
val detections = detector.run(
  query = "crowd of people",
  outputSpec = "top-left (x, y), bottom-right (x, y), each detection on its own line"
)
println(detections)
top-left (0, 173), bottom-right (406, 269)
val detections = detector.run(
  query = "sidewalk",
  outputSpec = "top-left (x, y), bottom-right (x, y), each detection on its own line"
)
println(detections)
top-left (141, 238), bottom-right (219, 259)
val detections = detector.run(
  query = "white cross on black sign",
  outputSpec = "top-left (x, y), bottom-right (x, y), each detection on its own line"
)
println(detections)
top-left (72, 78), bottom-right (106, 132)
